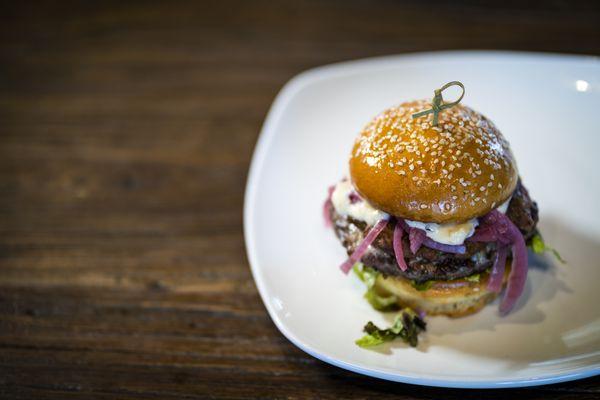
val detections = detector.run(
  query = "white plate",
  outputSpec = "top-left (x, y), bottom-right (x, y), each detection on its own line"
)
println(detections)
top-left (244, 51), bottom-right (600, 388)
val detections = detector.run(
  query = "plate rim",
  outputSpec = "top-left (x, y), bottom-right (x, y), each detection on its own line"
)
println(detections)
top-left (243, 50), bottom-right (600, 389)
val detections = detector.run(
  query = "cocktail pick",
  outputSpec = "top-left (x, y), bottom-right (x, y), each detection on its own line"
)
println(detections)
top-left (411, 81), bottom-right (465, 127)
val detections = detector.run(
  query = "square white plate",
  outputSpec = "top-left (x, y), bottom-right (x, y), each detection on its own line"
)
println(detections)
top-left (244, 51), bottom-right (600, 388)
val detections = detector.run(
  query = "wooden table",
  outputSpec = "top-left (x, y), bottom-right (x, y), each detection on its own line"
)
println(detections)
top-left (1, 1), bottom-right (599, 398)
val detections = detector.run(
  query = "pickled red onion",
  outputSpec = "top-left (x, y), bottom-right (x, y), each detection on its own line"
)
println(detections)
top-left (421, 237), bottom-right (467, 254)
top-left (323, 185), bottom-right (334, 228)
top-left (487, 245), bottom-right (508, 293)
top-left (469, 210), bottom-right (528, 315)
top-left (499, 219), bottom-right (528, 315)
top-left (408, 228), bottom-right (426, 254)
top-left (393, 222), bottom-right (408, 271)
top-left (339, 218), bottom-right (389, 274)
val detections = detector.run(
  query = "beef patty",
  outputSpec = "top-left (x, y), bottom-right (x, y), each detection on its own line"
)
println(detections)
top-left (330, 180), bottom-right (538, 282)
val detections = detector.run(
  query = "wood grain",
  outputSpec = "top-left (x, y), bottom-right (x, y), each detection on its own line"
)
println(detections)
top-left (1, 1), bottom-right (599, 398)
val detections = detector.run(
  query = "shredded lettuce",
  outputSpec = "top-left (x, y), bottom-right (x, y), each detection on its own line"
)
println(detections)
top-left (464, 273), bottom-right (480, 283)
top-left (530, 233), bottom-right (565, 264)
top-left (353, 263), bottom-right (377, 288)
top-left (355, 308), bottom-right (426, 348)
top-left (353, 264), bottom-right (399, 311)
top-left (364, 290), bottom-right (398, 311)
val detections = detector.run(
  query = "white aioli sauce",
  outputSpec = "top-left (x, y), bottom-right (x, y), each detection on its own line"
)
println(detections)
top-left (403, 219), bottom-right (478, 246)
top-left (330, 180), bottom-right (511, 245)
top-left (331, 180), bottom-right (388, 226)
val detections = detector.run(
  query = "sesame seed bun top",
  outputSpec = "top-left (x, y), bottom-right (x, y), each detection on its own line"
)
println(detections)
top-left (349, 100), bottom-right (518, 223)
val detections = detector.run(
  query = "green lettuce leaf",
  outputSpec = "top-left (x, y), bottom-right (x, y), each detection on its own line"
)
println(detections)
top-left (355, 328), bottom-right (387, 347)
top-left (464, 273), bottom-right (480, 283)
top-left (353, 263), bottom-right (377, 288)
top-left (411, 280), bottom-right (434, 291)
top-left (355, 308), bottom-right (427, 348)
top-left (530, 233), bottom-right (566, 264)
top-left (353, 264), bottom-right (400, 311)
top-left (364, 290), bottom-right (399, 311)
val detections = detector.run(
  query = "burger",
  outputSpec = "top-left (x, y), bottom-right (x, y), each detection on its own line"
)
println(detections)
top-left (324, 83), bottom-right (541, 326)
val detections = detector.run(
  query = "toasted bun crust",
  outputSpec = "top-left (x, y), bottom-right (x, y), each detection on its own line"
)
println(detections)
top-left (350, 101), bottom-right (518, 223)
top-left (374, 264), bottom-right (510, 317)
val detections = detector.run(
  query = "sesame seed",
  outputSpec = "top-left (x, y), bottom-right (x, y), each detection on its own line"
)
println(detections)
top-left (420, 204), bottom-right (428, 209)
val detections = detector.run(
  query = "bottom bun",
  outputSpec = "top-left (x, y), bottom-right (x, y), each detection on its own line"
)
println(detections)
top-left (374, 262), bottom-right (510, 317)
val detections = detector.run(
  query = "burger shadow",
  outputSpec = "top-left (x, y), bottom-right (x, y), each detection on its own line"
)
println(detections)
top-left (370, 216), bottom-right (599, 359)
